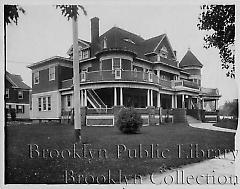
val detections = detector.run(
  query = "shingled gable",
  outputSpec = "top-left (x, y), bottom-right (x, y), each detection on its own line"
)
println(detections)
top-left (6, 71), bottom-right (31, 90)
top-left (141, 34), bottom-right (165, 54)
top-left (179, 49), bottom-right (203, 68)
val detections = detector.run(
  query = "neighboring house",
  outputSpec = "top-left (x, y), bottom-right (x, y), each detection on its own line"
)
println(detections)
top-left (27, 17), bottom-right (221, 124)
top-left (5, 71), bottom-right (31, 120)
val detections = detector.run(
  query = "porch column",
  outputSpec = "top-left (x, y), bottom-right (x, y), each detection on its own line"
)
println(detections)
top-left (215, 99), bottom-right (218, 110)
top-left (188, 97), bottom-right (192, 109)
top-left (114, 87), bottom-right (117, 106)
top-left (157, 70), bottom-right (160, 78)
top-left (147, 89), bottom-right (150, 106)
top-left (202, 98), bottom-right (205, 110)
top-left (175, 95), bottom-right (177, 108)
top-left (150, 90), bottom-right (153, 106)
top-left (157, 92), bottom-right (161, 108)
top-left (84, 89), bottom-right (87, 107)
top-left (171, 95), bottom-right (174, 108)
top-left (120, 87), bottom-right (123, 106)
top-left (80, 90), bottom-right (83, 107)
top-left (182, 94), bottom-right (185, 108)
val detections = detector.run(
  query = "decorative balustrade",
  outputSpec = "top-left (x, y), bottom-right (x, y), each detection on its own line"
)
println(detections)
top-left (173, 80), bottom-right (199, 90)
top-left (61, 70), bottom-right (199, 90)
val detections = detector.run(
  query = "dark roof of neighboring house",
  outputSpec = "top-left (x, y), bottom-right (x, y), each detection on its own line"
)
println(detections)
top-left (201, 87), bottom-right (220, 97)
top-left (179, 49), bottom-right (203, 68)
top-left (6, 71), bottom-right (31, 89)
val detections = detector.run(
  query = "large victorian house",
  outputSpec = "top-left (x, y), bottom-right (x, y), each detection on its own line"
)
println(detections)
top-left (27, 17), bottom-right (220, 125)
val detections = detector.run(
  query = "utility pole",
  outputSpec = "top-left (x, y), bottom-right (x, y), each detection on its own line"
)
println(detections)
top-left (72, 16), bottom-right (81, 142)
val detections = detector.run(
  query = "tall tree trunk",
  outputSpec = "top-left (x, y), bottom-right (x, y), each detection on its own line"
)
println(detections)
top-left (72, 17), bottom-right (81, 142)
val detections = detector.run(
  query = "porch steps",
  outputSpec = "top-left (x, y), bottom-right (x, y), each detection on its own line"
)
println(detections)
top-left (87, 89), bottom-right (107, 110)
top-left (186, 115), bottom-right (202, 124)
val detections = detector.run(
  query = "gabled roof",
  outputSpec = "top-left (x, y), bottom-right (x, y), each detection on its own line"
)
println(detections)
top-left (100, 27), bottom-right (145, 45)
top-left (6, 71), bottom-right (31, 90)
top-left (179, 49), bottom-right (203, 68)
top-left (67, 39), bottom-right (91, 55)
top-left (66, 26), bottom-right (178, 67)
top-left (141, 34), bottom-right (165, 54)
top-left (98, 27), bottom-right (178, 66)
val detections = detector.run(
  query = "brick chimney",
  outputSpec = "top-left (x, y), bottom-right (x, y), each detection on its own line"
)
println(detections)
top-left (91, 17), bottom-right (100, 56)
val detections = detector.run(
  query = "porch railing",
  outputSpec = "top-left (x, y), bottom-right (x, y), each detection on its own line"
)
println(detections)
top-left (61, 70), bottom-right (198, 90)
top-left (173, 80), bottom-right (199, 90)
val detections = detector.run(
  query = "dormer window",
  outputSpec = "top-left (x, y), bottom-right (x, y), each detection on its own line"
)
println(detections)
top-left (123, 38), bottom-right (135, 44)
top-left (82, 50), bottom-right (89, 59)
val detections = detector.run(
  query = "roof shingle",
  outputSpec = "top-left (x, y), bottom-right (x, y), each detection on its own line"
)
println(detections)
top-left (179, 49), bottom-right (203, 68)
top-left (6, 71), bottom-right (31, 90)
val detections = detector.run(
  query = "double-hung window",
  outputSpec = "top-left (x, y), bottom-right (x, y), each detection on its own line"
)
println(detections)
top-left (113, 58), bottom-right (121, 70)
top-left (49, 66), bottom-right (55, 81)
top-left (48, 97), bottom-right (51, 110)
top-left (34, 71), bottom-right (39, 84)
top-left (67, 95), bottom-right (71, 107)
top-left (18, 91), bottom-right (23, 99)
top-left (43, 97), bottom-right (47, 111)
top-left (38, 96), bottom-right (51, 111)
top-left (16, 105), bottom-right (24, 113)
top-left (38, 98), bottom-right (42, 111)
top-left (6, 88), bottom-right (9, 98)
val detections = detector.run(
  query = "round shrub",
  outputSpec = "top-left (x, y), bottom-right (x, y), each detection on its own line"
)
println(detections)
top-left (116, 107), bottom-right (143, 134)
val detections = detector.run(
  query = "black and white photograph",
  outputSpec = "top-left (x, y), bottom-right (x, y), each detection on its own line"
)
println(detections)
top-left (1, 0), bottom-right (239, 187)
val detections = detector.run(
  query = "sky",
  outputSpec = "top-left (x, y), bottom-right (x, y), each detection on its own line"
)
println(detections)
top-left (5, 0), bottom-right (239, 106)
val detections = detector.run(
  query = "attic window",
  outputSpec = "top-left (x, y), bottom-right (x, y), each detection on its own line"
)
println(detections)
top-left (159, 46), bottom-right (168, 58)
top-left (123, 38), bottom-right (135, 44)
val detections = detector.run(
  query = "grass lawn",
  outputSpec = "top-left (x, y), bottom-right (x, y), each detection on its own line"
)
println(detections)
top-left (5, 122), bottom-right (235, 184)
top-left (213, 119), bottom-right (238, 130)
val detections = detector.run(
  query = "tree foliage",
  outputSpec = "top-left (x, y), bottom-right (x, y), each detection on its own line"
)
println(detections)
top-left (56, 5), bottom-right (87, 21)
top-left (4, 5), bottom-right (25, 25)
top-left (198, 5), bottom-right (235, 78)
top-left (219, 99), bottom-right (238, 118)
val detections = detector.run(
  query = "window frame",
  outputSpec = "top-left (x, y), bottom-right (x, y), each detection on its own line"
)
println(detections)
top-left (49, 66), bottom-right (55, 81)
top-left (67, 95), bottom-right (71, 107)
top-left (112, 58), bottom-right (121, 70)
top-left (16, 105), bottom-right (24, 114)
top-left (38, 96), bottom-right (51, 111)
top-left (6, 88), bottom-right (9, 98)
top-left (34, 71), bottom-right (39, 84)
top-left (38, 98), bottom-right (42, 111)
top-left (48, 96), bottom-right (51, 110)
top-left (18, 90), bottom-right (23, 99)
top-left (82, 50), bottom-right (89, 59)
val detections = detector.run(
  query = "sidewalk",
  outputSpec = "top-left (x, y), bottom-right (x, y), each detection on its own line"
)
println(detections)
top-left (140, 152), bottom-right (236, 185)
top-left (138, 117), bottom-right (237, 185)
top-left (189, 122), bottom-right (236, 133)
top-left (186, 115), bottom-right (236, 133)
